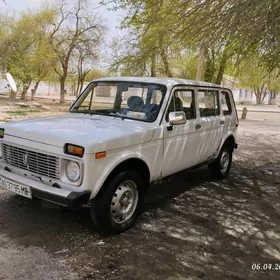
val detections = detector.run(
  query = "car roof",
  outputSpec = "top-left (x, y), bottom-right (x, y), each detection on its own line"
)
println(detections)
top-left (92, 76), bottom-right (227, 89)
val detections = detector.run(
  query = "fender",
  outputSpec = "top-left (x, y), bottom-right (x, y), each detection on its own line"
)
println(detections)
top-left (215, 132), bottom-right (237, 158)
top-left (89, 150), bottom-right (152, 199)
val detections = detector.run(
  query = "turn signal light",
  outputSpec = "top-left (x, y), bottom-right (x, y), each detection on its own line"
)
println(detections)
top-left (95, 151), bottom-right (106, 159)
top-left (64, 143), bottom-right (84, 158)
top-left (0, 129), bottom-right (4, 139)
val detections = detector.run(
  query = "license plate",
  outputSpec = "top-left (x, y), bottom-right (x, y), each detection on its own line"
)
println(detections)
top-left (0, 175), bottom-right (32, 199)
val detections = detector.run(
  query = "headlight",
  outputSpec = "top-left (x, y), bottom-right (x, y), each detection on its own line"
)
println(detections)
top-left (65, 161), bottom-right (80, 182)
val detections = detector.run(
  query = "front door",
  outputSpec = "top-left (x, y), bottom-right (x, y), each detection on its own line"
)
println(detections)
top-left (196, 88), bottom-right (224, 162)
top-left (161, 87), bottom-right (205, 177)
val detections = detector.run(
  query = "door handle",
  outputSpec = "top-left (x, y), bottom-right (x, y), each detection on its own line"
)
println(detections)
top-left (167, 125), bottom-right (173, 131)
top-left (220, 120), bottom-right (225, 125)
top-left (195, 124), bottom-right (201, 130)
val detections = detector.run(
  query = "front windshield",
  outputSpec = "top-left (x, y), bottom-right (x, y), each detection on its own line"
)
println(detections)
top-left (70, 81), bottom-right (167, 122)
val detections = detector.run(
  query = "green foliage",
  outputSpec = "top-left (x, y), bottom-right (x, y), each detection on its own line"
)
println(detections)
top-left (48, 0), bottom-right (106, 103)
top-left (104, 0), bottom-right (279, 85)
top-left (237, 55), bottom-right (280, 104)
top-left (267, 70), bottom-right (280, 95)
top-left (0, 1), bottom-right (106, 102)
top-left (0, 8), bottom-right (57, 99)
top-left (86, 69), bottom-right (107, 81)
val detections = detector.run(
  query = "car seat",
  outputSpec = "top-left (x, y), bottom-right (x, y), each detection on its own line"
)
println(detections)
top-left (127, 96), bottom-right (144, 111)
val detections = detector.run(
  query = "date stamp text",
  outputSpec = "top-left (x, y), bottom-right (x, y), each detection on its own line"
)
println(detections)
top-left (252, 263), bottom-right (280, 271)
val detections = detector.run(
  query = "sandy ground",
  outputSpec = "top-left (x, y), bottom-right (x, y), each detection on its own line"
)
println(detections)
top-left (0, 96), bottom-right (280, 280)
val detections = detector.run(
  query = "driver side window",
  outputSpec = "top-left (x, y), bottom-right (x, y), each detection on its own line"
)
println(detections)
top-left (166, 89), bottom-right (196, 121)
top-left (165, 89), bottom-right (196, 122)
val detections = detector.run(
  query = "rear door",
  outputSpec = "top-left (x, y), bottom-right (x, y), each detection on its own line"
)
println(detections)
top-left (220, 89), bottom-right (238, 136)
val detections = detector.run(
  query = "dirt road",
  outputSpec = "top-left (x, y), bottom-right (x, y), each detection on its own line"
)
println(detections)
top-left (1, 118), bottom-right (280, 280)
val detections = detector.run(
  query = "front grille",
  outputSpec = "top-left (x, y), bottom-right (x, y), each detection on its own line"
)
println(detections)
top-left (2, 143), bottom-right (60, 179)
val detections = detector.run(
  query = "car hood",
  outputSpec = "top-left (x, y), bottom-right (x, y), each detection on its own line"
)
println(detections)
top-left (2, 114), bottom-right (156, 153)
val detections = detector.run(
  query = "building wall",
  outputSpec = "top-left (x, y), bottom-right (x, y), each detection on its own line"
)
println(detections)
top-left (0, 79), bottom-right (85, 97)
top-left (1, 78), bottom-right (279, 105)
top-left (222, 76), bottom-right (272, 104)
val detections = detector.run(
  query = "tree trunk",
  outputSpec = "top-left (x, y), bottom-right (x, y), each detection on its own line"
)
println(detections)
top-left (255, 89), bottom-right (262, 105)
top-left (60, 78), bottom-right (66, 104)
top-left (151, 53), bottom-right (156, 77)
top-left (255, 85), bottom-right (268, 104)
top-left (74, 81), bottom-right (79, 97)
top-left (269, 92), bottom-right (276, 105)
top-left (79, 78), bottom-right (85, 95)
top-left (76, 83), bottom-right (81, 98)
top-left (160, 48), bottom-right (173, 77)
top-left (20, 81), bottom-right (32, 101)
top-left (216, 47), bottom-right (228, 85)
top-left (59, 74), bottom-right (67, 104)
top-left (9, 90), bottom-right (17, 102)
top-left (196, 41), bottom-right (206, 81)
top-left (31, 81), bottom-right (40, 101)
top-left (204, 49), bottom-right (215, 83)
top-left (261, 91), bottom-right (268, 103)
top-left (76, 77), bottom-right (85, 98)
top-left (75, 74), bottom-right (81, 97)
top-left (20, 92), bottom-right (27, 101)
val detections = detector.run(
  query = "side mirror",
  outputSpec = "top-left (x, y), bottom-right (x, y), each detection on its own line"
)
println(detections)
top-left (169, 111), bottom-right (186, 125)
top-left (70, 100), bottom-right (75, 108)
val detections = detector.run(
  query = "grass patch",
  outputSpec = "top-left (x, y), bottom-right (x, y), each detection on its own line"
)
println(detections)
top-left (5, 109), bottom-right (42, 115)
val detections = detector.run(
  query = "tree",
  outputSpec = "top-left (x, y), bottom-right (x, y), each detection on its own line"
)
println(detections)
top-left (238, 57), bottom-right (270, 105)
top-left (72, 40), bottom-right (99, 97)
top-left (0, 9), bottom-right (57, 101)
top-left (67, 68), bottom-right (106, 97)
top-left (103, 0), bottom-right (280, 83)
top-left (0, 13), bottom-right (35, 100)
top-left (49, 0), bottom-right (105, 103)
top-left (267, 70), bottom-right (280, 105)
top-left (30, 9), bottom-right (57, 100)
top-left (169, 48), bottom-right (197, 80)
top-left (0, 1), bottom-right (105, 102)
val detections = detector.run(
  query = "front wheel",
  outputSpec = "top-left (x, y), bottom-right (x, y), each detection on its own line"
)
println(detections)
top-left (90, 170), bottom-right (144, 234)
top-left (208, 143), bottom-right (233, 179)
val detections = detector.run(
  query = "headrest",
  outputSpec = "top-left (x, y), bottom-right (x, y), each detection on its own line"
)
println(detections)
top-left (127, 96), bottom-right (144, 110)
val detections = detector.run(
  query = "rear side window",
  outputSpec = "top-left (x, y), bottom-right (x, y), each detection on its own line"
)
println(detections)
top-left (197, 90), bottom-right (219, 117)
top-left (221, 91), bottom-right (232, 115)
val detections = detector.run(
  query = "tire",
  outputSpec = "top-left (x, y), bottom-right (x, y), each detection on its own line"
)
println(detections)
top-left (208, 142), bottom-right (233, 179)
top-left (90, 170), bottom-right (144, 235)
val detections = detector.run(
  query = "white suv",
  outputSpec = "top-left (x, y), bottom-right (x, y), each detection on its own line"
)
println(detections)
top-left (0, 77), bottom-right (238, 234)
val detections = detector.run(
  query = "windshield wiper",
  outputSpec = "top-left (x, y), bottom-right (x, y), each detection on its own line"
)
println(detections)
top-left (72, 108), bottom-right (125, 120)
top-left (88, 110), bottom-right (106, 116)
top-left (109, 112), bottom-right (125, 120)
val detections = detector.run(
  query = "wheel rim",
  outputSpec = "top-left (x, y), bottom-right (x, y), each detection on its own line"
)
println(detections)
top-left (220, 148), bottom-right (230, 174)
top-left (110, 180), bottom-right (139, 224)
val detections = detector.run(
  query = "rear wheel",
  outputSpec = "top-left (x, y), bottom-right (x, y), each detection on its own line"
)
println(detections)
top-left (208, 143), bottom-right (233, 179)
top-left (91, 170), bottom-right (144, 234)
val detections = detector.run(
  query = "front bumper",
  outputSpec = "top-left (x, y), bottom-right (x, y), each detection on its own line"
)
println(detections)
top-left (0, 168), bottom-right (90, 208)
